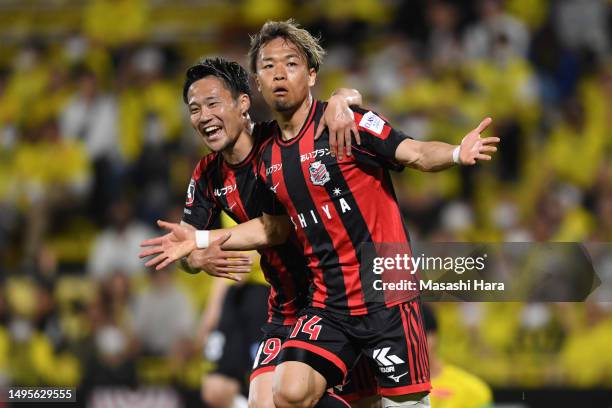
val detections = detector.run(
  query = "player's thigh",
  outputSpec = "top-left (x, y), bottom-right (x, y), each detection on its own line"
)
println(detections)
top-left (362, 301), bottom-right (431, 398)
top-left (273, 360), bottom-right (328, 406)
top-left (279, 308), bottom-right (359, 389)
top-left (248, 371), bottom-right (275, 408)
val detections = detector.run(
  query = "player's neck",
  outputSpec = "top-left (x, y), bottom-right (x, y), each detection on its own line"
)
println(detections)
top-left (274, 94), bottom-right (313, 142)
top-left (221, 120), bottom-right (255, 165)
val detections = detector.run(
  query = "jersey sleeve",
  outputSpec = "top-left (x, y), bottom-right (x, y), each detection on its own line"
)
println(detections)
top-left (182, 159), bottom-right (221, 229)
top-left (351, 108), bottom-right (412, 170)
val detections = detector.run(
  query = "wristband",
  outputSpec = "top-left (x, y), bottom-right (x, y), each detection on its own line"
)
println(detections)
top-left (195, 230), bottom-right (210, 249)
top-left (452, 145), bottom-right (461, 165)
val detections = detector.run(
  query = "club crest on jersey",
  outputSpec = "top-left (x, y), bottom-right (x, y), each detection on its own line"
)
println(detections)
top-left (309, 161), bottom-right (330, 186)
top-left (186, 178), bottom-right (196, 206)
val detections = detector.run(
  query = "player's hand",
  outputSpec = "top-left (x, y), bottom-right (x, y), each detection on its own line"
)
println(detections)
top-left (315, 94), bottom-right (361, 160)
top-left (139, 220), bottom-right (198, 270)
top-left (459, 117), bottom-right (499, 165)
top-left (186, 234), bottom-right (252, 282)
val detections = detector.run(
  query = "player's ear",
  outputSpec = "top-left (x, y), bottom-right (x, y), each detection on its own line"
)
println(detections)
top-left (239, 94), bottom-right (250, 116)
top-left (255, 75), bottom-right (262, 92)
top-left (308, 68), bottom-right (317, 87)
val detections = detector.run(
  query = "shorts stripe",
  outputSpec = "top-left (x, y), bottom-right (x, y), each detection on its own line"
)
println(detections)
top-left (414, 303), bottom-right (429, 380)
top-left (408, 303), bottom-right (426, 382)
top-left (399, 304), bottom-right (417, 385)
top-left (282, 339), bottom-right (348, 378)
top-left (250, 365), bottom-right (276, 382)
top-left (405, 303), bottom-right (422, 381)
top-left (415, 303), bottom-right (430, 377)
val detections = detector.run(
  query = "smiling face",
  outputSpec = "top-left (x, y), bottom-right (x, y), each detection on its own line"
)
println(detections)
top-left (187, 76), bottom-right (249, 152)
top-left (255, 37), bottom-right (316, 114)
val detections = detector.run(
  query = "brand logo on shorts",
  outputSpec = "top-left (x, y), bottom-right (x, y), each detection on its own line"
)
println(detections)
top-left (373, 347), bottom-right (405, 373)
top-left (388, 372), bottom-right (408, 383)
top-left (309, 161), bottom-right (330, 186)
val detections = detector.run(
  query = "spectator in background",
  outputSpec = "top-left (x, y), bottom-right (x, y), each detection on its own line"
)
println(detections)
top-left (424, 305), bottom-right (493, 408)
top-left (13, 119), bottom-right (90, 268)
top-left (60, 65), bottom-right (121, 223)
top-left (426, 1), bottom-right (464, 68)
top-left (553, 0), bottom-right (610, 61)
top-left (82, 0), bottom-right (150, 49)
top-left (87, 199), bottom-right (153, 280)
top-left (81, 285), bottom-right (137, 402)
top-left (463, 0), bottom-right (529, 60)
top-left (132, 267), bottom-right (196, 357)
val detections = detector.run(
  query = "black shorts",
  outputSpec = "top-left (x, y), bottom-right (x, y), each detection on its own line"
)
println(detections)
top-left (279, 300), bottom-right (431, 397)
top-left (251, 323), bottom-right (379, 402)
top-left (250, 322), bottom-right (291, 381)
top-left (206, 283), bottom-right (270, 387)
top-left (333, 354), bottom-right (379, 402)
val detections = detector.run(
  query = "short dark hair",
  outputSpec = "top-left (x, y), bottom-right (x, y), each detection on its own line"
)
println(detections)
top-left (182, 57), bottom-right (251, 104)
top-left (248, 19), bottom-right (326, 74)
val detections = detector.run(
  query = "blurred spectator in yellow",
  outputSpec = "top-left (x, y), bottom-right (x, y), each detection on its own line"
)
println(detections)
top-left (13, 119), bottom-right (90, 266)
top-left (559, 303), bottom-right (612, 387)
top-left (4, 41), bottom-right (51, 127)
top-left (425, 304), bottom-right (494, 408)
top-left (82, 0), bottom-right (150, 48)
top-left (5, 278), bottom-right (79, 387)
top-left (87, 199), bottom-right (154, 280)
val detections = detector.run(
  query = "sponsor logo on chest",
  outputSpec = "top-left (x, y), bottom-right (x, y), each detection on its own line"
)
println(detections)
top-left (214, 184), bottom-right (237, 197)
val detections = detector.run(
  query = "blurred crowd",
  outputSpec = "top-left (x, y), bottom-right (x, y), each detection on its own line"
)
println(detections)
top-left (1, 0), bottom-right (612, 399)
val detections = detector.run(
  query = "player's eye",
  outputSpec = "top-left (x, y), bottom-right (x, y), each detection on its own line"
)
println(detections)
top-left (208, 102), bottom-right (218, 108)
top-left (287, 62), bottom-right (297, 67)
top-left (263, 64), bottom-right (273, 69)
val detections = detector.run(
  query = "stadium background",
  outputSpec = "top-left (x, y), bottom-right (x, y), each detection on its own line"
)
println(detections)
top-left (0, 0), bottom-right (611, 406)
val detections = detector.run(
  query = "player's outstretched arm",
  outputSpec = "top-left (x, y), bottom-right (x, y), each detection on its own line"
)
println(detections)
top-left (395, 117), bottom-right (498, 171)
top-left (140, 214), bottom-right (291, 270)
top-left (177, 222), bottom-right (252, 281)
top-left (315, 88), bottom-right (363, 159)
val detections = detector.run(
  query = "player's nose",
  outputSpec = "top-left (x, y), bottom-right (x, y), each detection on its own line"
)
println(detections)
top-left (273, 66), bottom-right (286, 81)
top-left (196, 109), bottom-right (214, 127)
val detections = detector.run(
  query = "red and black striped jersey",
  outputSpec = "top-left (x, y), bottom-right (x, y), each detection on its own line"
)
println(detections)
top-left (257, 100), bottom-right (418, 316)
top-left (182, 124), bottom-right (311, 326)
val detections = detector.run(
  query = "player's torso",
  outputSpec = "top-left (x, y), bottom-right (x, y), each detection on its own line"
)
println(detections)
top-left (204, 134), bottom-right (311, 324)
top-left (260, 101), bottom-right (403, 268)
top-left (208, 156), bottom-right (261, 224)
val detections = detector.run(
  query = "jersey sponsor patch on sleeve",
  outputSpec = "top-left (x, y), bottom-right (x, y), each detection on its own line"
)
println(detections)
top-left (186, 178), bottom-right (196, 206)
top-left (359, 111), bottom-right (385, 135)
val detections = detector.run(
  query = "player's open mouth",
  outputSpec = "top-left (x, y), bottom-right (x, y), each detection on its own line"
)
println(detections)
top-left (202, 125), bottom-right (222, 139)
top-left (273, 87), bottom-right (288, 96)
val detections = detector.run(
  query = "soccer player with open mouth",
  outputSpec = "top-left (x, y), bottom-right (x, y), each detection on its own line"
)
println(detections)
top-left (174, 56), bottom-right (372, 407)
top-left (142, 20), bottom-right (498, 408)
